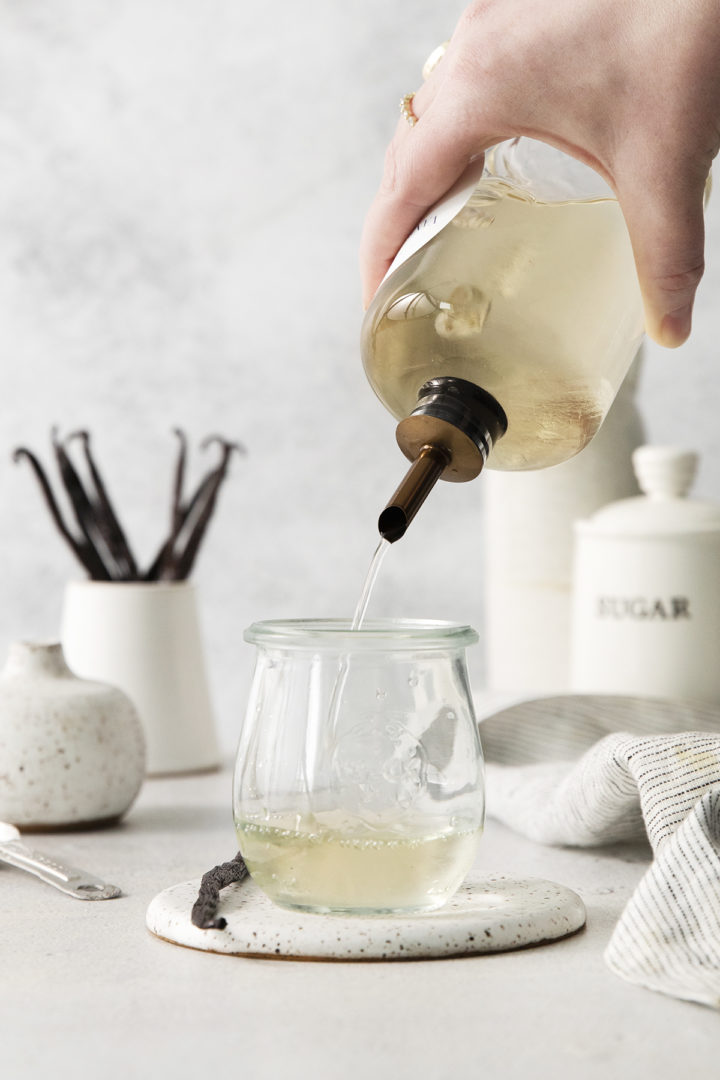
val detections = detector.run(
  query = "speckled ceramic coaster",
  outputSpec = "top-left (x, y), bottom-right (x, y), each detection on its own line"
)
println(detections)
top-left (146, 873), bottom-right (586, 961)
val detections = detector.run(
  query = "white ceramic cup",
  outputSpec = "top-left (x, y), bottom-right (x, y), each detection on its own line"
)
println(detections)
top-left (61, 580), bottom-right (220, 776)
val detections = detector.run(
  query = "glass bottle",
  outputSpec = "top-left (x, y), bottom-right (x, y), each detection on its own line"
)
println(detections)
top-left (233, 618), bottom-right (484, 915)
top-left (361, 138), bottom-right (646, 540)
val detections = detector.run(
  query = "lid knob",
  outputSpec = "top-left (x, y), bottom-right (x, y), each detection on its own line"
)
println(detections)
top-left (632, 446), bottom-right (698, 500)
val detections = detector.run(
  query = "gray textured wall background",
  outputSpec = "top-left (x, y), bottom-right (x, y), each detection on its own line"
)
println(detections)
top-left (1, 1), bottom-right (718, 753)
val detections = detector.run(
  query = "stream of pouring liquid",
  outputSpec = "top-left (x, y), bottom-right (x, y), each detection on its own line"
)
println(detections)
top-left (327, 537), bottom-right (391, 734)
top-left (351, 537), bottom-right (391, 630)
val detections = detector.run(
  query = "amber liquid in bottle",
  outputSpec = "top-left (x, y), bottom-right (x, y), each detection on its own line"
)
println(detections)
top-left (362, 178), bottom-right (645, 471)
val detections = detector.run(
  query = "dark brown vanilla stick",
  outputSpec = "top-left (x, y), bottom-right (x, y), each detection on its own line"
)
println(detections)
top-left (143, 428), bottom-right (191, 580)
top-left (171, 427), bottom-right (187, 534)
top-left (144, 428), bottom-right (208, 580)
top-left (50, 429), bottom-right (114, 580)
top-left (191, 852), bottom-right (248, 929)
top-left (13, 447), bottom-right (108, 579)
top-left (145, 437), bottom-right (244, 581)
top-left (66, 430), bottom-right (139, 581)
top-left (144, 474), bottom-right (211, 580)
top-left (16, 428), bottom-right (243, 582)
top-left (171, 439), bottom-right (244, 580)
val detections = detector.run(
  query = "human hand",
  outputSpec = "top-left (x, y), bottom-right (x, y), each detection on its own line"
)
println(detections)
top-left (360, 0), bottom-right (720, 346)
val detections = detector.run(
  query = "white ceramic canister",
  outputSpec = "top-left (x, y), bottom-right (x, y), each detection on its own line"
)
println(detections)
top-left (61, 581), bottom-right (220, 776)
top-left (0, 641), bottom-right (145, 828)
top-left (571, 446), bottom-right (720, 703)
top-left (483, 355), bottom-right (645, 693)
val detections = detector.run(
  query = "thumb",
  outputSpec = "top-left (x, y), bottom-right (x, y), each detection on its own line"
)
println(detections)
top-left (619, 167), bottom-right (707, 348)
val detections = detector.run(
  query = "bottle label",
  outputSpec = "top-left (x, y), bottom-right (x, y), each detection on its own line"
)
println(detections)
top-left (381, 157), bottom-right (486, 285)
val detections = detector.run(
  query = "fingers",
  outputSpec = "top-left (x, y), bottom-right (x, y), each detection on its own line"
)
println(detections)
top-left (619, 164), bottom-right (708, 348)
top-left (359, 97), bottom-right (496, 307)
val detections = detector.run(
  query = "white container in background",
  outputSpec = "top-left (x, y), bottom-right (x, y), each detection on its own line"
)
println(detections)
top-left (61, 581), bottom-right (220, 776)
top-left (571, 446), bottom-right (720, 703)
top-left (483, 356), bottom-right (645, 693)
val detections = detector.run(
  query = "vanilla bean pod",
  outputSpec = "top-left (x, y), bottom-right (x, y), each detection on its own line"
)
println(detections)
top-left (191, 852), bottom-right (248, 930)
top-left (171, 438), bottom-right (244, 581)
top-left (143, 429), bottom-right (195, 581)
top-left (51, 429), bottom-right (117, 580)
top-left (145, 436), bottom-right (243, 581)
top-left (145, 473), bottom-right (215, 581)
top-left (67, 430), bottom-right (139, 581)
top-left (12, 448), bottom-right (105, 578)
top-left (144, 535), bottom-right (175, 582)
top-left (16, 428), bottom-right (242, 583)
top-left (171, 427), bottom-right (187, 534)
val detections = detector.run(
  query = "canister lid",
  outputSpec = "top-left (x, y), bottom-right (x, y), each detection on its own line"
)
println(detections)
top-left (576, 446), bottom-right (720, 536)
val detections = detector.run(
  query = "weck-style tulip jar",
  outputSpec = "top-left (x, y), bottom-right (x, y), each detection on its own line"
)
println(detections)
top-left (233, 619), bottom-right (484, 915)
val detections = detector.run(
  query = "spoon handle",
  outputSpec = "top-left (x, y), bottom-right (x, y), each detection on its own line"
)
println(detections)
top-left (0, 839), bottom-right (122, 899)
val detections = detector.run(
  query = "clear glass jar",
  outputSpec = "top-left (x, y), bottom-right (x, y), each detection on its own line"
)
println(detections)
top-left (233, 618), bottom-right (483, 915)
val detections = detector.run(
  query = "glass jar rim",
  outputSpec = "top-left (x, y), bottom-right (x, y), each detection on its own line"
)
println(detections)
top-left (244, 618), bottom-right (478, 651)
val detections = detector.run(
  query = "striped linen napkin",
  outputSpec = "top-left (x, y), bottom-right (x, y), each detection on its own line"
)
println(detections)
top-left (478, 695), bottom-right (720, 1008)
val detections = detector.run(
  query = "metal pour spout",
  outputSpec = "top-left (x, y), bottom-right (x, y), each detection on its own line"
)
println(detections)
top-left (377, 377), bottom-right (508, 543)
top-left (378, 444), bottom-right (451, 543)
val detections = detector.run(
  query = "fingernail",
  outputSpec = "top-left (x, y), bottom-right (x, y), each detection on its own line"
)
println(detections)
top-left (660, 305), bottom-right (692, 348)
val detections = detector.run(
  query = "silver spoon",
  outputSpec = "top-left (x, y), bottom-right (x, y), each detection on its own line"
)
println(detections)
top-left (0, 821), bottom-right (122, 900)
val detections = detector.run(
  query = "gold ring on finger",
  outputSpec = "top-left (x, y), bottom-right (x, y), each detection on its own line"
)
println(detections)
top-left (399, 92), bottom-right (418, 127)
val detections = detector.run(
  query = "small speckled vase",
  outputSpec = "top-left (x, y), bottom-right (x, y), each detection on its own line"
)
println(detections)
top-left (0, 641), bottom-right (146, 829)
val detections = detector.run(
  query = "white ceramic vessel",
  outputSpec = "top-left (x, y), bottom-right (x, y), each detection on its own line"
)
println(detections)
top-left (483, 355), bottom-right (645, 693)
top-left (0, 640), bottom-right (145, 828)
top-left (571, 446), bottom-right (720, 703)
top-left (61, 580), bottom-right (220, 775)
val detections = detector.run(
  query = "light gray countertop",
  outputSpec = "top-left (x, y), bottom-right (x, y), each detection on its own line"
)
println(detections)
top-left (2, 763), bottom-right (717, 1080)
